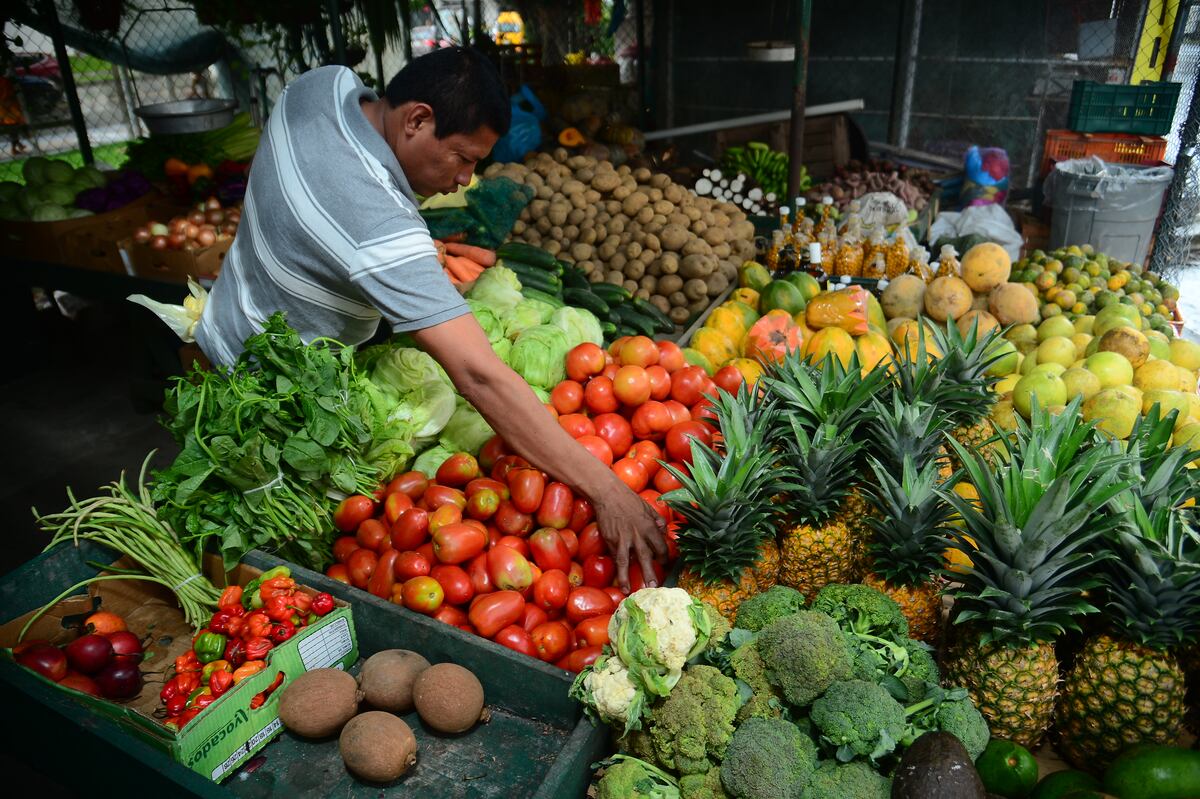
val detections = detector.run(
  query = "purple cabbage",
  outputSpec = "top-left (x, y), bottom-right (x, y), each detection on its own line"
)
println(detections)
top-left (75, 187), bottom-right (110, 213)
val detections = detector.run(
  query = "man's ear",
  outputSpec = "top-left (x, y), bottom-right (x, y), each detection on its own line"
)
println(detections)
top-left (404, 103), bottom-right (435, 137)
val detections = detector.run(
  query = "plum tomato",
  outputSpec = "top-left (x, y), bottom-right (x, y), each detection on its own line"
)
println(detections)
top-left (430, 564), bottom-right (474, 606)
top-left (575, 435), bottom-right (614, 466)
top-left (577, 523), bottom-right (608, 560)
top-left (568, 498), bottom-right (594, 532)
top-left (425, 484), bottom-right (467, 510)
top-left (393, 550), bottom-right (432, 581)
top-left (532, 569), bottom-right (570, 611)
top-left (494, 500), bottom-right (534, 536)
top-left (522, 603), bottom-right (549, 633)
top-left (346, 548), bottom-right (378, 590)
top-left (574, 614), bottom-right (612, 648)
top-left (333, 494), bottom-right (375, 533)
top-left (531, 621), bottom-right (572, 662)
top-left (536, 483), bottom-right (574, 530)
top-left (383, 491), bottom-right (414, 525)
top-left (581, 554), bottom-right (615, 588)
top-left (428, 503), bottom-right (463, 536)
top-left (558, 527), bottom-right (579, 559)
top-left (391, 507), bottom-right (430, 550)
top-left (356, 518), bottom-right (391, 553)
top-left (402, 576), bottom-right (444, 614)
top-left (333, 536), bottom-right (360, 564)
top-left (368, 550), bottom-right (398, 599)
top-left (528, 527), bottom-right (572, 572)
top-left (493, 625), bottom-right (536, 658)
top-left (478, 436), bottom-right (508, 473)
top-left (566, 587), bottom-right (615, 624)
top-left (431, 522), bottom-right (488, 564)
top-left (508, 469), bottom-right (546, 514)
top-left (468, 591), bottom-right (525, 638)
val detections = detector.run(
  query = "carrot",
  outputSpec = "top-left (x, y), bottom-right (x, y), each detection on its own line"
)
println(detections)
top-left (445, 254), bottom-right (485, 282)
top-left (443, 266), bottom-right (462, 285)
top-left (444, 241), bottom-right (496, 267)
top-left (433, 240), bottom-right (447, 266)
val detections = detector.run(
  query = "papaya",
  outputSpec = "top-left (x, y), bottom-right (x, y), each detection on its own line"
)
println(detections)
top-left (731, 287), bottom-right (760, 311)
top-left (780, 271), bottom-right (821, 302)
top-left (804, 327), bottom-right (856, 369)
top-left (729, 357), bottom-right (766, 385)
top-left (743, 312), bottom-right (803, 364)
top-left (689, 328), bottom-right (737, 368)
top-left (759, 280), bottom-right (806, 316)
top-left (704, 306), bottom-right (747, 347)
top-left (558, 127), bottom-right (586, 147)
top-left (680, 347), bottom-right (716, 375)
top-left (804, 286), bottom-right (870, 336)
top-left (738, 261), bottom-right (772, 292)
top-left (864, 292), bottom-right (888, 334)
top-left (722, 300), bottom-right (759, 331)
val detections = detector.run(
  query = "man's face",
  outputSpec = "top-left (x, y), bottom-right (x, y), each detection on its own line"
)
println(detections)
top-left (389, 103), bottom-right (498, 197)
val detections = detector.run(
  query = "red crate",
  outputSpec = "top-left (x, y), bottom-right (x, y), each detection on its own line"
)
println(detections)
top-left (1040, 129), bottom-right (1167, 177)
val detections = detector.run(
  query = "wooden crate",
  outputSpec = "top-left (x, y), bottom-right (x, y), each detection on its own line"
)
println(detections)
top-left (712, 114), bottom-right (851, 180)
top-left (0, 191), bottom-right (159, 272)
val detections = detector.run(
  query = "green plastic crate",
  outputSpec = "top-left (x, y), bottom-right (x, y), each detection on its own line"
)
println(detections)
top-left (1068, 80), bottom-right (1181, 136)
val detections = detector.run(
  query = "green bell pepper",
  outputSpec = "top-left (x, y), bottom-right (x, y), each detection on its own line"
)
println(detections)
top-left (241, 565), bottom-right (291, 610)
top-left (194, 631), bottom-right (228, 664)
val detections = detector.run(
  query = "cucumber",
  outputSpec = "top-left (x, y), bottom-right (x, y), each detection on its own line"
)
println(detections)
top-left (600, 321), bottom-right (619, 338)
top-left (591, 283), bottom-right (633, 303)
top-left (497, 256), bottom-right (562, 276)
top-left (562, 288), bottom-right (610, 316)
top-left (631, 298), bottom-right (676, 332)
top-left (507, 262), bottom-right (562, 293)
top-left (1104, 745), bottom-right (1200, 799)
top-left (522, 288), bottom-right (565, 308)
top-left (614, 324), bottom-right (638, 339)
top-left (560, 264), bottom-right (590, 290)
top-left (496, 242), bottom-right (559, 270)
top-left (610, 304), bottom-right (657, 337)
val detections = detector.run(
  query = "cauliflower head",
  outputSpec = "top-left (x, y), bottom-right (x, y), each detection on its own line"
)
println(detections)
top-left (570, 653), bottom-right (649, 735)
top-left (610, 587), bottom-right (713, 697)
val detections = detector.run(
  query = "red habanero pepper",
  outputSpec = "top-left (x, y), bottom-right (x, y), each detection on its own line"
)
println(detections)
top-left (269, 620), bottom-right (295, 645)
top-left (232, 660), bottom-right (265, 683)
top-left (174, 650), bottom-right (201, 674)
top-left (242, 610), bottom-right (271, 639)
top-left (287, 591), bottom-right (312, 615)
top-left (263, 594), bottom-right (292, 622)
top-left (243, 636), bottom-right (272, 661)
top-left (172, 672), bottom-right (201, 697)
top-left (290, 614), bottom-right (304, 628)
top-left (200, 660), bottom-right (230, 682)
top-left (310, 592), bottom-right (335, 616)
top-left (249, 693), bottom-right (266, 710)
top-left (259, 576), bottom-right (295, 602)
top-left (191, 691), bottom-right (217, 711)
top-left (175, 707), bottom-right (202, 728)
top-left (217, 585), bottom-right (243, 610)
top-left (223, 637), bottom-right (247, 668)
top-left (226, 615), bottom-right (245, 638)
top-left (209, 668), bottom-right (234, 698)
top-left (165, 694), bottom-right (187, 715)
top-left (208, 609), bottom-right (238, 635)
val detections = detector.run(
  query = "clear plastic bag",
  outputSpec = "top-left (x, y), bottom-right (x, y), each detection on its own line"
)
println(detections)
top-left (127, 277), bottom-right (208, 343)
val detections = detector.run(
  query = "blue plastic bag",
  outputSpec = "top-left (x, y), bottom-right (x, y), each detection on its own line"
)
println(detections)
top-left (960, 145), bottom-right (1010, 206)
top-left (492, 85), bottom-right (545, 163)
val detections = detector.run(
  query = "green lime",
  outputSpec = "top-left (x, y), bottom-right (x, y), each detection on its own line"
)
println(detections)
top-left (977, 739), bottom-right (1039, 798)
top-left (1030, 770), bottom-right (1102, 799)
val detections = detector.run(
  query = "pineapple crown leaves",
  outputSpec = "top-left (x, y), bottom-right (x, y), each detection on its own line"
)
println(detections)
top-left (1117, 407), bottom-right (1200, 514)
top-left (1099, 490), bottom-right (1200, 649)
top-left (889, 322), bottom-right (944, 406)
top-left (778, 415), bottom-right (863, 523)
top-left (922, 317), bottom-right (1006, 424)
top-left (862, 455), bottom-right (957, 586)
top-left (762, 348), bottom-right (887, 435)
top-left (864, 395), bottom-right (952, 473)
top-left (940, 399), bottom-right (1137, 646)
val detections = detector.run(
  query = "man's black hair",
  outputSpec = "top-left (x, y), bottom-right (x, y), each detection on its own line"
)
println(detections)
top-left (384, 46), bottom-right (511, 138)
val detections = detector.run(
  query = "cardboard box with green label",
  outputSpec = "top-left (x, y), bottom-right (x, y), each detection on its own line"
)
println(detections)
top-left (0, 554), bottom-right (358, 782)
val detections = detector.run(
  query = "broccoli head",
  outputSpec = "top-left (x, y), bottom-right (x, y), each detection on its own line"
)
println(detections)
top-left (811, 583), bottom-right (909, 639)
top-left (799, 760), bottom-right (892, 799)
top-left (932, 697), bottom-right (989, 761)
top-left (810, 679), bottom-right (906, 763)
top-left (756, 610), bottom-right (854, 707)
top-left (679, 765), bottom-right (729, 799)
top-left (719, 717), bottom-right (818, 799)
top-left (729, 639), bottom-right (784, 723)
top-left (596, 755), bottom-right (681, 799)
top-left (897, 638), bottom-right (939, 702)
top-left (634, 665), bottom-right (740, 776)
top-left (702, 603), bottom-right (733, 653)
top-left (733, 585), bottom-right (806, 632)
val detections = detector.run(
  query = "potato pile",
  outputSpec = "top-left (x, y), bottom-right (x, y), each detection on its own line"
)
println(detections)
top-left (484, 150), bottom-right (758, 325)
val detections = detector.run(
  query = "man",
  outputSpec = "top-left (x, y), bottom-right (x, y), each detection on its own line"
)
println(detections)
top-left (194, 48), bottom-right (666, 589)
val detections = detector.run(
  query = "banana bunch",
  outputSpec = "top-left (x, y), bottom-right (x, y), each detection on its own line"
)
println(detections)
top-left (720, 142), bottom-right (808, 199)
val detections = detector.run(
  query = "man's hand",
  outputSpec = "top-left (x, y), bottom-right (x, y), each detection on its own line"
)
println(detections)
top-left (594, 488), bottom-right (668, 591)
top-left (414, 314), bottom-right (669, 592)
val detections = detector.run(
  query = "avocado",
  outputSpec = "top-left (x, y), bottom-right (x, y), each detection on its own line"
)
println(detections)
top-left (892, 731), bottom-right (986, 799)
top-left (1030, 770), bottom-right (1101, 799)
top-left (1103, 745), bottom-right (1200, 799)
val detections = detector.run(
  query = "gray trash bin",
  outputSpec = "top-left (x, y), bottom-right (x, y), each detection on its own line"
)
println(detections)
top-left (1044, 157), bottom-right (1173, 265)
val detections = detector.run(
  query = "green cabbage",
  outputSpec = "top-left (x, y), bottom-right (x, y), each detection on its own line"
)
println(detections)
top-left (468, 299), bottom-right (505, 344)
top-left (503, 297), bottom-right (557, 340)
top-left (370, 347), bottom-right (456, 442)
top-left (508, 325), bottom-right (570, 389)
top-left (549, 306), bottom-right (603, 347)
top-left (439, 397), bottom-right (494, 454)
top-left (31, 204), bottom-right (69, 222)
top-left (532, 385), bottom-right (551, 403)
top-left (492, 337), bottom-right (512, 362)
top-left (22, 156), bottom-right (50, 185)
top-left (467, 266), bottom-right (524, 313)
top-left (413, 444), bottom-right (455, 479)
top-left (0, 181), bottom-right (21, 201)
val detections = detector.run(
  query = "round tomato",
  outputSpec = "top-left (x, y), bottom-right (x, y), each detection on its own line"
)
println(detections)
top-left (346, 548), bottom-right (378, 590)
top-left (325, 563), bottom-right (351, 584)
top-left (430, 564), bottom-right (474, 606)
top-left (333, 494), bottom-right (375, 533)
top-left (478, 436), bottom-right (508, 473)
top-left (692, 397), bottom-right (719, 424)
top-left (581, 554), bottom-right (615, 588)
top-left (593, 413), bottom-right (633, 458)
top-left (628, 440), bottom-right (663, 469)
top-left (655, 341), bottom-right (686, 372)
top-left (577, 523), bottom-right (608, 560)
top-left (385, 472), bottom-right (428, 501)
top-left (401, 576), bottom-right (443, 614)
top-left (551, 380), bottom-right (584, 415)
top-left (531, 621), bottom-right (572, 662)
top-left (645, 365), bottom-right (672, 400)
top-left (566, 343), bottom-right (606, 382)
top-left (558, 413), bottom-right (595, 439)
top-left (654, 463), bottom-right (686, 493)
top-left (670, 366), bottom-right (709, 406)
top-left (356, 518), bottom-right (390, 552)
top-left (608, 336), bottom-right (631, 358)
top-left (394, 550), bottom-right (432, 580)
top-left (333, 536), bottom-right (360, 564)
top-left (391, 507), bottom-right (429, 551)
top-left (713, 364), bottom-right (744, 394)
top-left (584, 376), bottom-right (619, 414)
top-left (508, 468), bottom-right (546, 514)
top-left (612, 458), bottom-right (649, 492)
top-left (613, 365), bottom-right (651, 406)
top-left (574, 614), bottom-right (612, 648)
top-left (493, 625), bottom-right (536, 657)
top-left (494, 500), bottom-right (534, 536)
top-left (566, 587), bottom-right (615, 624)
top-left (639, 489), bottom-right (672, 525)
top-left (533, 569), bottom-right (570, 611)
top-left (666, 420), bottom-right (715, 464)
top-left (575, 435), bottom-right (614, 466)
top-left (544, 402), bottom-right (559, 419)
top-left (618, 336), bottom-right (659, 367)
top-left (630, 401), bottom-right (673, 441)
top-left (468, 591), bottom-right (525, 638)
top-left (663, 399), bottom-right (692, 426)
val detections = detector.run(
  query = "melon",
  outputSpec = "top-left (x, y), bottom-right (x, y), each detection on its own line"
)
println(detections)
top-left (961, 242), bottom-right (1012, 293)
top-left (804, 327), bottom-right (856, 369)
top-left (880, 274), bottom-right (926, 320)
top-left (1083, 388), bottom-right (1141, 439)
top-left (924, 276), bottom-right (973, 322)
top-left (956, 309), bottom-right (999, 339)
top-left (1135, 359), bottom-right (1184, 393)
top-left (854, 330), bottom-right (893, 374)
top-left (989, 283), bottom-right (1040, 326)
top-left (1097, 326), bottom-right (1149, 368)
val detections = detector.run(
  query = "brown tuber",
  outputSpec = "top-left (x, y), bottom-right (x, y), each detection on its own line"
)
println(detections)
top-left (279, 668), bottom-right (362, 738)
top-left (358, 649), bottom-right (430, 714)
top-left (413, 663), bottom-right (489, 734)
top-left (339, 711), bottom-right (417, 783)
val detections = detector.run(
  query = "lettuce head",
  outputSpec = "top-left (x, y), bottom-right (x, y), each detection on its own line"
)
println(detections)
top-left (508, 325), bottom-right (569, 389)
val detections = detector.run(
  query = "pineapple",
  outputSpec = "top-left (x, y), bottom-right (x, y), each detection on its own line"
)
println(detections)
top-left (663, 386), bottom-right (793, 622)
top-left (861, 454), bottom-right (956, 644)
top-left (927, 320), bottom-right (1006, 467)
top-left (762, 350), bottom-right (886, 599)
top-left (940, 401), bottom-right (1134, 748)
top-left (1055, 417), bottom-right (1200, 770)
